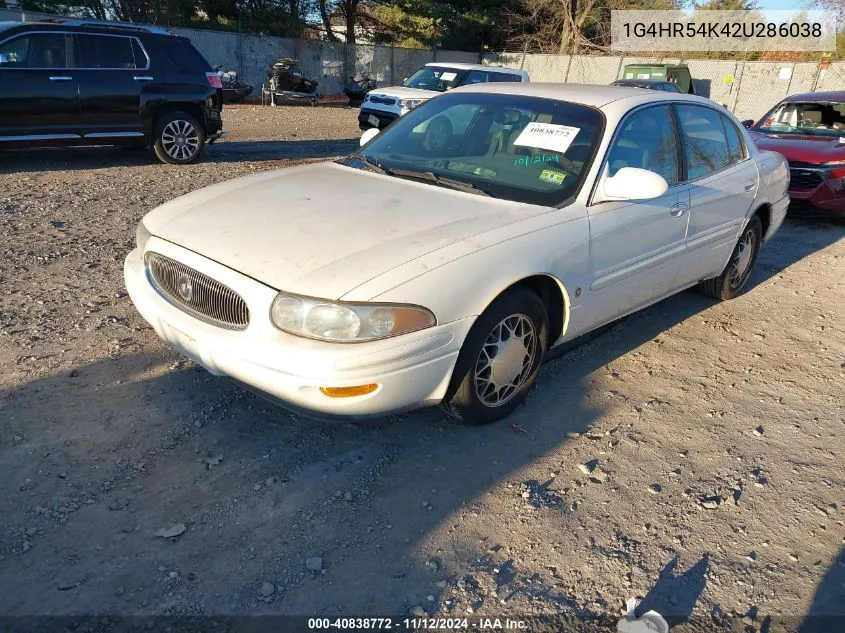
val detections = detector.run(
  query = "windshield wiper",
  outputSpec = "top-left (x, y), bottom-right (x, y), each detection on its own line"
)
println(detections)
top-left (385, 167), bottom-right (493, 197)
top-left (347, 152), bottom-right (387, 174)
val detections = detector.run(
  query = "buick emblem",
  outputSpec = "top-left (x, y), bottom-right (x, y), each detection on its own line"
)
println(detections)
top-left (176, 274), bottom-right (193, 302)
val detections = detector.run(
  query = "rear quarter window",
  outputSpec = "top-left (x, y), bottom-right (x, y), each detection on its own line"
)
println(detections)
top-left (462, 70), bottom-right (523, 85)
top-left (155, 37), bottom-right (210, 74)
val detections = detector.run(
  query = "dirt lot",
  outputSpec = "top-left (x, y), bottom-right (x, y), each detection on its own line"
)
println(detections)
top-left (1, 105), bottom-right (844, 632)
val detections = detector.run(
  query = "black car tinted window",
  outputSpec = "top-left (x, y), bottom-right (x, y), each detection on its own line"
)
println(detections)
top-left (131, 38), bottom-right (148, 67)
top-left (76, 34), bottom-right (136, 69)
top-left (0, 33), bottom-right (66, 68)
top-left (158, 38), bottom-right (210, 73)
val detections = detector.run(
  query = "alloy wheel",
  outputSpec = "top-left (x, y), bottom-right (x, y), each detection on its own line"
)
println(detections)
top-left (161, 120), bottom-right (200, 162)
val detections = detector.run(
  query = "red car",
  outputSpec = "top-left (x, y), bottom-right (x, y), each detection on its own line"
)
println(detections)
top-left (743, 91), bottom-right (845, 217)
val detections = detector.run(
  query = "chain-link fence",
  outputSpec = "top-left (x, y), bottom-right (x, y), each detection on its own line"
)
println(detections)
top-left (1, 7), bottom-right (842, 121)
top-left (496, 51), bottom-right (844, 121)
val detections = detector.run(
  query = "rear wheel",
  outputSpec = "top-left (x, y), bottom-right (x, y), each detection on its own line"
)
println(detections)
top-left (441, 288), bottom-right (548, 425)
top-left (698, 215), bottom-right (763, 301)
top-left (152, 111), bottom-right (205, 165)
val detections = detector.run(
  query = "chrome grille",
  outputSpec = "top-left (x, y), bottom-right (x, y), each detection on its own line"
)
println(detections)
top-left (788, 165), bottom-right (823, 190)
top-left (145, 252), bottom-right (249, 330)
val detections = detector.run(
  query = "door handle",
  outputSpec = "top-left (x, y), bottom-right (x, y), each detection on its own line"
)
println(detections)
top-left (133, 76), bottom-right (154, 82)
top-left (669, 202), bottom-right (688, 217)
top-left (49, 76), bottom-right (72, 81)
top-left (744, 179), bottom-right (757, 192)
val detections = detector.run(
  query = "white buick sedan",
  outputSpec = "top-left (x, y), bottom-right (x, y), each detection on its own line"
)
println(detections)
top-left (125, 84), bottom-right (789, 425)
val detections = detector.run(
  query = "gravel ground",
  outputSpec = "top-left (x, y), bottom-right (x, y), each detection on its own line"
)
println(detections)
top-left (1, 105), bottom-right (844, 632)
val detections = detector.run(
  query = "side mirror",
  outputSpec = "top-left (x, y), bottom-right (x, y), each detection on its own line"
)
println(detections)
top-left (360, 127), bottom-right (380, 147)
top-left (0, 53), bottom-right (9, 66)
top-left (599, 167), bottom-right (668, 202)
top-left (740, 119), bottom-right (754, 128)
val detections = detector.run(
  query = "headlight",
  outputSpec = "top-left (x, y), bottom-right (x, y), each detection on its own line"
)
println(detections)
top-left (135, 221), bottom-right (152, 251)
top-left (822, 160), bottom-right (845, 191)
top-left (399, 98), bottom-right (423, 112)
top-left (270, 293), bottom-right (436, 342)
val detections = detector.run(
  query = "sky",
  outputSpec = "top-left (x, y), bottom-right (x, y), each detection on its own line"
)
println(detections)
top-left (756, 0), bottom-right (818, 8)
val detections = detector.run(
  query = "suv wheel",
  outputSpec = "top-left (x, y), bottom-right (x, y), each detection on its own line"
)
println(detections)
top-left (153, 112), bottom-right (205, 165)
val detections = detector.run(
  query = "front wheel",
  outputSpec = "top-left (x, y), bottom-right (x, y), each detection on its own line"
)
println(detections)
top-left (152, 111), bottom-right (206, 165)
top-left (698, 215), bottom-right (763, 301)
top-left (441, 288), bottom-right (548, 425)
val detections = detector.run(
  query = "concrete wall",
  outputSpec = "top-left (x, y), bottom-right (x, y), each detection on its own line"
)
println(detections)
top-left (1, 7), bottom-right (842, 119)
top-left (481, 50), bottom-right (843, 121)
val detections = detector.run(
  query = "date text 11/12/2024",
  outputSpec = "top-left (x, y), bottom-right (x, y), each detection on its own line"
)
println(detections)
top-left (307, 617), bottom-right (529, 630)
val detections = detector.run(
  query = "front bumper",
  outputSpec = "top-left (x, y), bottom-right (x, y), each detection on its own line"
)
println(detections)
top-left (786, 177), bottom-right (845, 217)
top-left (358, 108), bottom-right (398, 130)
top-left (124, 239), bottom-right (473, 419)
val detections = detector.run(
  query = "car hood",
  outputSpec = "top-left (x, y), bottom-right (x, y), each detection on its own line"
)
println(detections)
top-left (368, 86), bottom-right (443, 101)
top-left (142, 162), bottom-right (548, 299)
top-left (749, 131), bottom-right (845, 164)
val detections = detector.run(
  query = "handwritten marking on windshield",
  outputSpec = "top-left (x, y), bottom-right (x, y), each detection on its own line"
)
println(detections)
top-left (514, 153), bottom-right (560, 167)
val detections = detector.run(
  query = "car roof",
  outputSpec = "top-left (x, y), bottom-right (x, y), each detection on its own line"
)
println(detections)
top-left (451, 82), bottom-right (705, 108)
top-left (624, 63), bottom-right (689, 69)
top-left (784, 91), bottom-right (845, 103)
top-left (613, 79), bottom-right (666, 86)
top-left (424, 62), bottom-right (524, 73)
top-left (7, 19), bottom-right (172, 36)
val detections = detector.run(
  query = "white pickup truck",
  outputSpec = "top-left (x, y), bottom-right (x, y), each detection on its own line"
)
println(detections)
top-left (358, 62), bottom-right (529, 130)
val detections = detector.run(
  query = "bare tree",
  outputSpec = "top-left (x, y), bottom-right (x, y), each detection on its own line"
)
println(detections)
top-left (509, 0), bottom-right (682, 54)
top-left (317, 0), bottom-right (362, 44)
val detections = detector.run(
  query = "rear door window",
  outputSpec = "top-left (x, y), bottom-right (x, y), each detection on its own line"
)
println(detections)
top-left (75, 34), bottom-right (138, 69)
top-left (675, 104), bottom-right (732, 179)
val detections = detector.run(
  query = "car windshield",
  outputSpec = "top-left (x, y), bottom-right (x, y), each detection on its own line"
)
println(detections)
top-left (403, 66), bottom-right (465, 92)
top-left (758, 101), bottom-right (845, 138)
top-left (342, 92), bottom-right (604, 207)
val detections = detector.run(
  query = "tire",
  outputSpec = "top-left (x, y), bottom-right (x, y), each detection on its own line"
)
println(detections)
top-left (698, 214), bottom-right (763, 301)
top-left (441, 288), bottom-right (549, 425)
top-left (152, 111), bottom-right (206, 165)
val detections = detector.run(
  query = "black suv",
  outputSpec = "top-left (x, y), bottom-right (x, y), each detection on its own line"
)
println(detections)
top-left (0, 19), bottom-right (225, 164)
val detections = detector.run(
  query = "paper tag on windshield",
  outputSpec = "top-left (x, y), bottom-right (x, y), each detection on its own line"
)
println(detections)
top-left (440, 72), bottom-right (457, 81)
top-left (513, 123), bottom-right (581, 154)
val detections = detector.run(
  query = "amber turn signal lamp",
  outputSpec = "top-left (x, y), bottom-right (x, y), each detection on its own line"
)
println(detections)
top-left (319, 384), bottom-right (379, 398)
